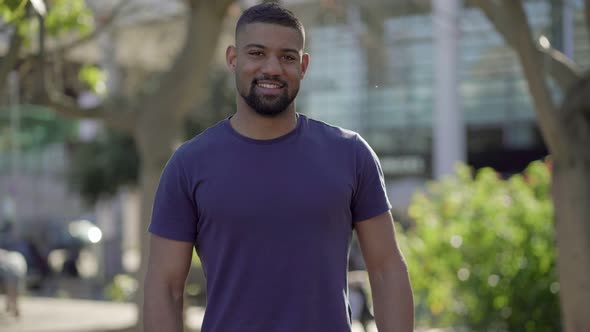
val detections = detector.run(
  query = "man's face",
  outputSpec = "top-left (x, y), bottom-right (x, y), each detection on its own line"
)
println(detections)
top-left (227, 23), bottom-right (309, 117)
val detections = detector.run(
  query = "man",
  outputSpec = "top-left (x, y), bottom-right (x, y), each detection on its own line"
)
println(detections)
top-left (144, 3), bottom-right (413, 331)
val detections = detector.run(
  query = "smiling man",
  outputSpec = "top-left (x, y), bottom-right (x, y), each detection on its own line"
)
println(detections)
top-left (234, 24), bottom-right (301, 117)
top-left (143, 3), bottom-right (414, 332)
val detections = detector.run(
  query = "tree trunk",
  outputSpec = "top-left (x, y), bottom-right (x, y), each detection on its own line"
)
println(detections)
top-left (471, 2), bottom-right (590, 329)
top-left (552, 73), bottom-right (590, 331)
top-left (552, 160), bottom-right (590, 331)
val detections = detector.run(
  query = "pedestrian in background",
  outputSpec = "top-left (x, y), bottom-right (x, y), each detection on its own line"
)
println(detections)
top-left (0, 248), bottom-right (27, 318)
top-left (143, 3), bottom-right (414, 331)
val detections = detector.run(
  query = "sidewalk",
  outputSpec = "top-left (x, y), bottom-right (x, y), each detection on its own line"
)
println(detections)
top-left (0, 295), bottom-right (139, 332)
top-left (0, 295), bottom-right (380, 332)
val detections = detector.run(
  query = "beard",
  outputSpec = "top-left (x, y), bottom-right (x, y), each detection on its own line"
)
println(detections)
top-left (239, 77), bottom-right (298, 117)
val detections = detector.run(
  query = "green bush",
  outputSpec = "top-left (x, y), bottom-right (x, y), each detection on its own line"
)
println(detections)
top-left (398, 161), bottom-right (560, 331)
top-left (69, 130), bottom-right (139, 204)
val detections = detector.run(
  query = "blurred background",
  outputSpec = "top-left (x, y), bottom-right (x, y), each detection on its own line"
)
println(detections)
top-left (0, 0), bottom-right (588, 331)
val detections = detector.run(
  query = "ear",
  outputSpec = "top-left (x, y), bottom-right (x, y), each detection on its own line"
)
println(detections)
top-left (300, 53), bottom-right (310, 79)
top-left (226, 45), bottom-right (237, 72)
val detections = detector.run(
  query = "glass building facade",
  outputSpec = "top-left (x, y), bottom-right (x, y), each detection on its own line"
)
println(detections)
top-left (292, 0), bottom-right (589, 211)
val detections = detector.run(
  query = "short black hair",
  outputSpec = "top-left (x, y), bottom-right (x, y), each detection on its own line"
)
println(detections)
top-left (236, 3), bottom-right (305, 45)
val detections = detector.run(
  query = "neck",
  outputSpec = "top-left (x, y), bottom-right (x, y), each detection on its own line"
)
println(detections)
top-left (230, 101), bottom-right (298, 140)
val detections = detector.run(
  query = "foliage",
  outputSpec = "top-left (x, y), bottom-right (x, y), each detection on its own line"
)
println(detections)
top-left (104, 273), bottom-right (138, 302)
top-left (0, 0), bottom-right (30, 23)
top-left (68, 130), bottom-right (139, 204)
top-left (44, 0), bottom-right (93, 36)
top-left (78, 65), bottom-right (107, 95)
top-left (0, 0), bottom-right (93, 36)
top-left (0, 0), bottom-right (95, 108)
top-left (399, 160), bottom-right (560, 331)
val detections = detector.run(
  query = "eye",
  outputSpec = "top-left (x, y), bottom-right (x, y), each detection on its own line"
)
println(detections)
top-left (282, 55), bottom-right (297, 61)
top-left (249, 51), bottom-right (264, 57)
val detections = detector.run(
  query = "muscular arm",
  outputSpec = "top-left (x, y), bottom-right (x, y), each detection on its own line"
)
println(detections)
top-left (143, 234), bottom-right (194, 332)
top-left (355, 211), bottom-right (414, 332)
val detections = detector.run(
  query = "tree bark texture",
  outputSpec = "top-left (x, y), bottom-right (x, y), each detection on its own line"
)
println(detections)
top-left (552, 73), bottom-right (590, 332)
top-left (552, 160), bottom-right (590, 332)
top-left (138, 1), bottom-right (235, 121)
top-left (471, 1), bottom-right (590, 330)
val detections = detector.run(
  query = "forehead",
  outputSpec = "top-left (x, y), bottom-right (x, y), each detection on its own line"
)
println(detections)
top-left (236, 23), bottom-right (304, 51)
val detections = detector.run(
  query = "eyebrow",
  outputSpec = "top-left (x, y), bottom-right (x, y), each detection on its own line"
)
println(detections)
top-left (244, 44), bottom-right (300, 55)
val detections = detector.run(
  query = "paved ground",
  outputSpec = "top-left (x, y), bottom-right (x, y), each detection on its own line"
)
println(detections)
top-left (0, 296), bottom-right (381, 332)
top-left (0, 295), bottom-right (138, 332)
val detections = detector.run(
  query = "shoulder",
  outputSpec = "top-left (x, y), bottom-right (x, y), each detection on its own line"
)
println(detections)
top-left (173, 119), bottom-right (229, 161)
top-left (301, 114), bottom-right (359, 143)
top-left (301, 115), bottom-right (374, 157)
top-left (299, 115), bottom-right (378, 164)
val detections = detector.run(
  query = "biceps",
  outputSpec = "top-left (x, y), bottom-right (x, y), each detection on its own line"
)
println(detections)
top-left (147, 234), bottom-right (194, 286)
top-left (355, 211), bottom-right (402, 270)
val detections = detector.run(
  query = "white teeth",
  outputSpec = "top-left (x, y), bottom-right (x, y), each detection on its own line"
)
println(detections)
top-left (258, 83), bottom-right (281, 89)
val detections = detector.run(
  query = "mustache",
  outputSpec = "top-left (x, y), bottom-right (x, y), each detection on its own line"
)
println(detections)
top-left (252, 76), bottom-right (288, 87)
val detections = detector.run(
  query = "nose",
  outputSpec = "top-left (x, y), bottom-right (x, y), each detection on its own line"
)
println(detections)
top-left (261, 56), bottom-right (283, 76)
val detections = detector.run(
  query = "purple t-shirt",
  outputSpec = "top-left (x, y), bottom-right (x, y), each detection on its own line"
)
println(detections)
top-left (149, 114), bottom-right (391, 332)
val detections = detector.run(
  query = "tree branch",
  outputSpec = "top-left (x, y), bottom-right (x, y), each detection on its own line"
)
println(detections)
top-left (49, 0), bottom-right (130, 56)
top-left (0, 28), bottom-right (23, 95)
top-left (37, 12), bottom-right (46, 97)
top-left (470, 0), bottom-right (567, 156)
top-left (468, 0), bottom-right (581, 91)
top-left (561, 70), bottom-right (590, 134)
top-left (140, 0), bottom-right (235, 120)
top-left (540, 46), bottom-right (583, 91)
top-left (26, 0), bottom-right (137, 134)
top-left (212, 0), bottom-right (237, 17)
top-left (45, 91), bottom-right (137, 133)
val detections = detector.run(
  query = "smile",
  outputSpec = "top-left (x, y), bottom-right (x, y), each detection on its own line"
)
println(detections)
top-left (258, 83), bottom-right (282, 89)
top-left (255, 80), bottom-right (285, 89)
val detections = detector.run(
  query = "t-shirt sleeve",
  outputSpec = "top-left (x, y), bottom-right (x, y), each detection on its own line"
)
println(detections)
top-left (351, 134), bottom-right (392, 223)
top-left (148, 149), bottom-right (198, 242)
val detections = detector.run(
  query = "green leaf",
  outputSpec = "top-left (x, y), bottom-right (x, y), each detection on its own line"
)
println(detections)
top-left (400, 160), bottom-right (559, 330)
top-left (78, 65), bottom-right (107, 95)
top-left (0, 0), bottom-right (25, 11)
top-left (0, 0), bottom-right (28, 23)
top-left (69, 130), bottom-right (140, 204)
top-left (45, 0), bottom-right (93, 36)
